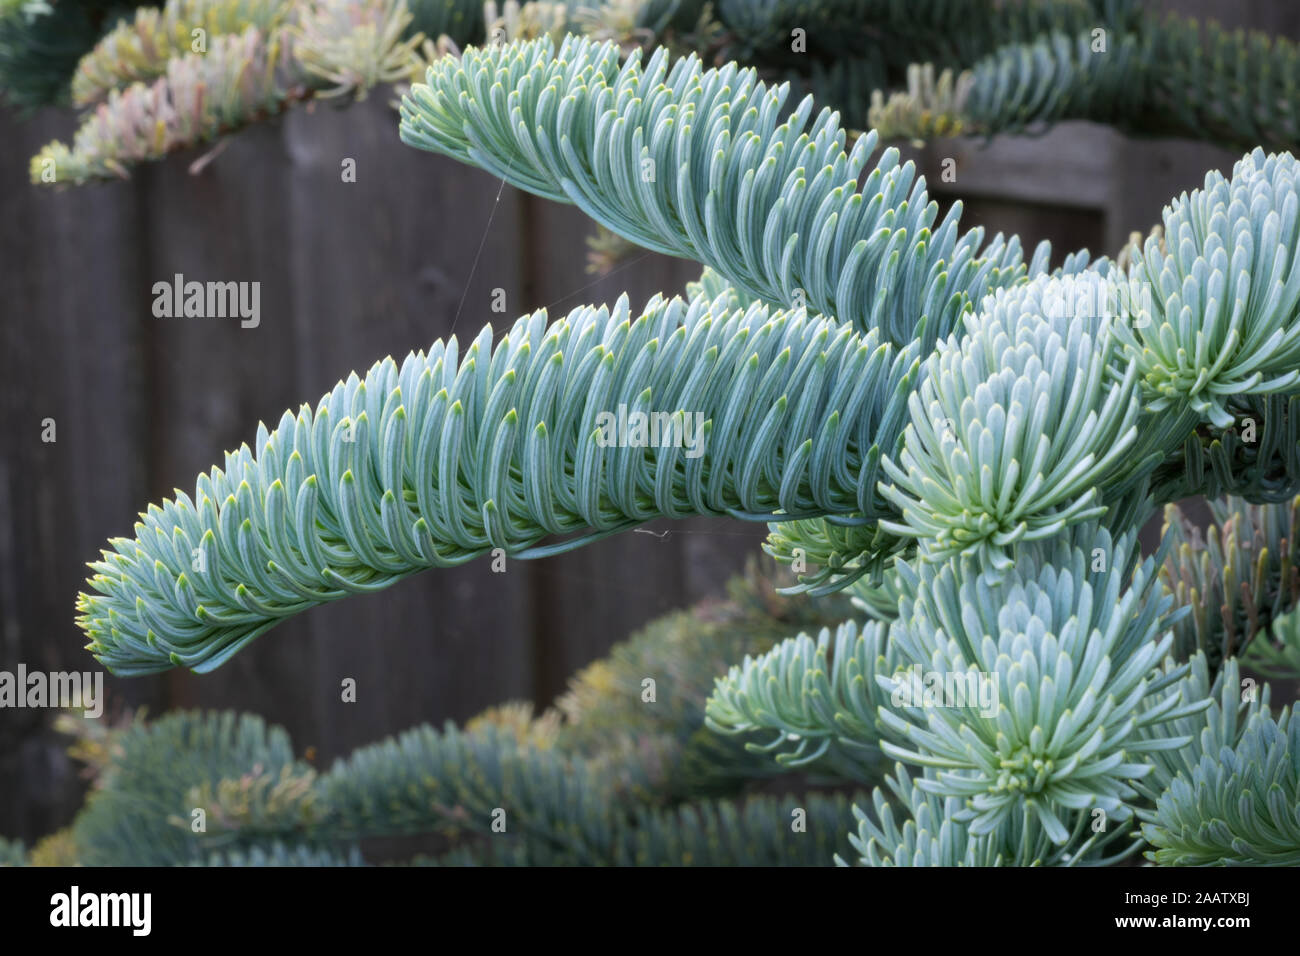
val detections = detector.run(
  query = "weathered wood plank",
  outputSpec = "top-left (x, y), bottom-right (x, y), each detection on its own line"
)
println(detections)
top-left (0, 104), bottom-right (155, 841)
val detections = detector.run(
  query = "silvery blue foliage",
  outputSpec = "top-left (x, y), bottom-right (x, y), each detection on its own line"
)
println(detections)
top-left (839, 763), bottom-right (1141, 867)
top-left (1143, 707), bottom-right (1300, 865)
top-left (879, 274), bottom-right (1144, 571)
top-left (874, 527), bottom-right (1204, 844)
top-left (398, 35), bottom-right (1051, 345)
top-left (1117, 149), bottom-right (1300, 428)
top-left (704, 618), bottom-right (904, 770)
top-left (67, 30), bottom-right (1300, 865)
top-left (78, 292), bottom-right (917, 674)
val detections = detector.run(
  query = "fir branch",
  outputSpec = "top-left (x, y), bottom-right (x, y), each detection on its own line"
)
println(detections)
top-left (410, 790), bottom-right (861, 866)
top-left (1116, 150), bottom-right (1300, 430)
top-left (292, 0), bottom-right (427, 98)
top-left (31, 0), bottom-right (427, 186)
top-left (876, 526), bottom-right (1206, 845)
top-left (705, 618), bottom-right (906, 768)
top-left (1143, 707), bottom-right (1300, 865)
top-left (912, 15), bottom-right (1300, 155)
top-left (203, 714), bottom-right (859, 865)
top-left (30, 25), bottom-right (295, 185)
top-left (960, 29), bottom-right (1143, 139)
top-left (867, 62), bottom-right (973, 144)
top-left (70, 0), bottom-right (291, 107)
top-left (842, 763), bottom-right (1142, 866)
top-left (77, 293), bottom-right (915, 675)
top-left (69, 710), bottom-right (308, 866)
top-left (399, 35), bottom-right (1047, 343)
top-left (31, 575), bottom-right (863, 865)
top-left (878, 272), bottom-right (1157, 571)
top-left (762, 515), bottom-right (908, 595)
top-left (1131, 654), bottom-right (1272, 807)
top-left (1159, 494), bottom-right (1300, 668)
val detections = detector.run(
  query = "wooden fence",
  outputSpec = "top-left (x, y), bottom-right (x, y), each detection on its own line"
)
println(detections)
top-left (0, 0), bottom-right (1286, 844)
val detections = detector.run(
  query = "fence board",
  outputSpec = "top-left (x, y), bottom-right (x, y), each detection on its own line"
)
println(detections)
top-left (0, 106), bottom-right (155, 840)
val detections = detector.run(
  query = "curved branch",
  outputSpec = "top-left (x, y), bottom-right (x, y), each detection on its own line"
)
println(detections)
top-left (78, 292), bottom-right (914, 674)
